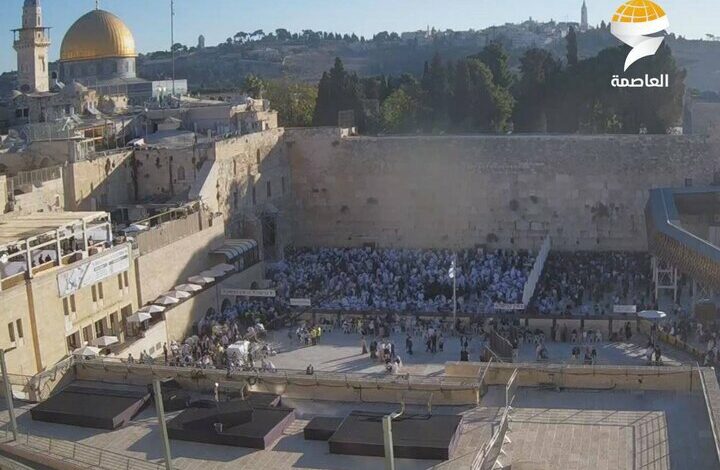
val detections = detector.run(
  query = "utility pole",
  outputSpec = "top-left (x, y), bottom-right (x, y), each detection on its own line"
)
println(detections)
top-left (153, 379), bottom-right (173, 470)
top-left (0, 350), bottom-right (18, 441)
top-left (170, 0), bottom-right (176, 97)
top-left (451, 254), bottom-right (457, 333)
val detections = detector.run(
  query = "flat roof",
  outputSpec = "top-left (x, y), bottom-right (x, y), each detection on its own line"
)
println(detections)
top-left (0, 211), bottom-right (107, 246)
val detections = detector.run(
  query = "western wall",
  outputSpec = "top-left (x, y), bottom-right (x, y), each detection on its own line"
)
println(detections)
top-left (285, 129), bottom-right (720, 251)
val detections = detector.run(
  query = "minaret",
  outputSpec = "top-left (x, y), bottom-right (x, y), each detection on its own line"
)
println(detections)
top-left (581, 0), bottom-right (589, 32)
top-left (13, 0), bottom-right (51, 93)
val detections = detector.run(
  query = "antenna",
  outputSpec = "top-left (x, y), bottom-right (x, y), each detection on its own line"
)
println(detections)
top-left (170, 0), bottom-right (176, 97)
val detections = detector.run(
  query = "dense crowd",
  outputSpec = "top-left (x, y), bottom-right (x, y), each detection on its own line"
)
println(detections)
top-left (268, 246), bottom-right (534, 314)
top-left (532, 251), bottom-right (652, 315)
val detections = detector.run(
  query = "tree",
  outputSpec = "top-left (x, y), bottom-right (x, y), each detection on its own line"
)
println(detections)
top-left (265, 79), bottom-right (318, 127)
top-left (566, 26), bottom-right (578, 67)
top-left (473, 42), bottom-right (513, 88)
top-left (513, 48), bottom-right (561, 132)
top-left (171, 43), bottom-right (187, 53)
top-left (243, 74), bottom-right (265, 99)
top-left (381, 89), bottom-right (419, 133)
top-left (422, 52), bottom-right (450, 130)
top-left (312, 58), bottom-right (363, 128)
top-left (234, 31), bottom-right (248, 43)
top-left (275, 28), bottom-right (291, 41)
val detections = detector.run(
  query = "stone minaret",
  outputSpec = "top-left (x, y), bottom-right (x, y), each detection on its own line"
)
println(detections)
top-left (13, 0), bottom-right (51, 93)
top-left (581, 0), bottom-right (589, 31)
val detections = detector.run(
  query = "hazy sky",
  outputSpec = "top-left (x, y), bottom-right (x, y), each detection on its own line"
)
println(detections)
top-left (2, 0), bottom-right (718, 74)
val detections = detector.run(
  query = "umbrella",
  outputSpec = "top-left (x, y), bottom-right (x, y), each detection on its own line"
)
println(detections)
top-left (212, 263), bottom-right (236, 273)
top-left (73, 345), bottom-right (100, 357)
top-left (138, 305), bottom-right (165, 314)
top-left (175, 283), bottom-right (202, 293)
top-left (155, 295), bottom-right (180, 306)
top-left (188, 275), bottom-right (214, 285)
top-left (201, 269), bottom-right (226, 278)
top-left (164, 289), bottom-right (192, 299)
top-left (92, 336), bottom-right (119, 347)
top-left (638, 310), bottom-right (667, 321)
top-left (127, 311), bottom-right (152, 323)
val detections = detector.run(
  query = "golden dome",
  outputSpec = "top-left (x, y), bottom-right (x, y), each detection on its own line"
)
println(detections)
top-left (60, 10), bottom-right (136, 62)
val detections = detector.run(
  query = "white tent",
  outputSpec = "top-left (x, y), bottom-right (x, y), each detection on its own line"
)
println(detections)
top-left (212, 263), bottom-right (236, 273)
top-left (73, 345), bottom-right (100, 357)
top-left (91, 336), bottom-right (119, 347)
top-left (155, 295), bottom-right (180, 306)
top-left (188, 275), bottom-right (214, 285)
top-left (638, 310), bottom-right (667, 321)
top-left (127, 311), bottom-right (152, 323)
top-left (201, 269), bottom-right (226, 278)
top-left (175, 283), bottom-right (202, 293)
top-left (164, 289), bottom-right (192, 299)
top-left (138, 305), bottom-right (166, 314)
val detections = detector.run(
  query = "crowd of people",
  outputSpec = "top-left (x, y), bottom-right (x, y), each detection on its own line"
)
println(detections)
top-left (531, 251), bottom-right (653, 315)
top-left (268, 246), bottom-right (534, 314)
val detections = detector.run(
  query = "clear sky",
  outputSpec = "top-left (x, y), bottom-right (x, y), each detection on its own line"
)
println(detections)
top-left (2, 0), bottom-right (718, 74)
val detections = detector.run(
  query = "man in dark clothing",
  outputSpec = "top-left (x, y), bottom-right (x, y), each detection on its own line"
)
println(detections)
top-left (406, 335), bottom-right (413, 355)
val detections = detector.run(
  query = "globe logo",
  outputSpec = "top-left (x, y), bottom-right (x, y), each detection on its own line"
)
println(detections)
top-left (610, 0), bottom-right (670, 71)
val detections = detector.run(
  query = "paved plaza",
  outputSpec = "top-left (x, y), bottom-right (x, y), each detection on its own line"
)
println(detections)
top-left (265, 328), bottom-right (697, 377)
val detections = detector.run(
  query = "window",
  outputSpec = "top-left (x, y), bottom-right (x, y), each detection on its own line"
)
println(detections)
top-left (16, 320), bottom-right (23, 339)
top-left (63, 295), bottom-right (76, 316)
top-left (118, 274), bottom-right (123, 290)
top-left (7, 323), bottom-right (15, 343)
top-left (94, 319), bottom-right (105, 337)
top-left (83, 325), bottom-right (93, 343)
top-left (123, 271), bottom-right (129, 288)
top-left (266, 181), bottom-right (272, 199)
top-left (177, 165), bottom-right (186, 181)
top-left (282, 177), bottom-right (286, 195)
top-left (110, 313), bottom-right (118, 335)
top-left (256, 149), bottom-right (261, 166)
top-left (233, 191), bottom-right (238, 208)
top-left (91, 285), bottom-right (97, 302)
top-left (98, 282), bottom-right (104, 299)
top-left (252, 186), bottom-right (257, 205)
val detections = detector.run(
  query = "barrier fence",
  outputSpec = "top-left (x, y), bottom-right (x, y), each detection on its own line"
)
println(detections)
top-left (0, 425), bottom-right (165, 470)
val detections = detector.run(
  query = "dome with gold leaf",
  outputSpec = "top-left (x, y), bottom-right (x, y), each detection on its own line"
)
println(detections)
top-left (60, 10), bottom-right (136, 62)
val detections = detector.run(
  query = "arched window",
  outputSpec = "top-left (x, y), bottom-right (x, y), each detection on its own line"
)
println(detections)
top-left (221, 299), bottom-right (232, 312)
top-left (177, 165), bottom-right (186, 181)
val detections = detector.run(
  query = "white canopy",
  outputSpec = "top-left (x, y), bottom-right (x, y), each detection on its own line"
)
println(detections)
top-left (73, 345), bottom-right (100, 357)
top-left (212, 263), bottom-right (236, 273)
top-left (188, 275), bottom-right (214, 285)
top-left (127, 311), bottom-right (152, 323)
top-left (138, 304), bottom-right (166, 314)
top-left (164, 289), bottom-right (191, 299)
top-left (155, 295), bottom-right (180, 306)
top-left (91, 336), bottom-right (119, 347)
top-left (201, 269), bottom-right (226, 278)
top-left (638, 310), bottom-right (667, 321)
top-left (175, 283), bottom-right (202, 293)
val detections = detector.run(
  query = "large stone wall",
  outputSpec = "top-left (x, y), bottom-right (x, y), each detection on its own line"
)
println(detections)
top-left (286, 129), bottom-right (720, 251)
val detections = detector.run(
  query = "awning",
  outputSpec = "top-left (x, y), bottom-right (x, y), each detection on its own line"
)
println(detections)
top-left (138, 304), bottom-right (166, 314)
top-left (163, 290), bottom-right (191, 299)
top-left (154, 295), bottom-right (180, 306)
top-left (127, 311), bottom-right (152, 323)
top-left (188, 275), bottom-right (214, 285)
top-left (73, 345), bottom-right (100, 357)
top-left (92, 336), bottom-right (119, 347)
top-left (175, 283), bottom-right (202, 293)
top-left (212, 239), bottom-right (257, 262)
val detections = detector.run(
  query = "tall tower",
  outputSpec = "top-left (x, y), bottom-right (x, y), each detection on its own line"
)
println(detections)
top-left (13, 0), bottom-right (51, 93)
top-left (581, 0), bottom-right (589, 31)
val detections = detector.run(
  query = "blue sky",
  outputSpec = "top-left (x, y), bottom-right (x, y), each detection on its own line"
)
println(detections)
top-left (2, 0), bottom-right (718, 74)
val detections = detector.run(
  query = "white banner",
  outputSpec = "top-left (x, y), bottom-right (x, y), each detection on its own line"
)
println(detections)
top-left (221, 288), bottom-right (276, 298)
top-left (613, 305), bottom-right (637, 314)
top-left (494, 303), bottom-right (525, 311)
top-left (57, 246), bottom-right (130, 297)
top-left (290, 298), bottom-right (311, 307)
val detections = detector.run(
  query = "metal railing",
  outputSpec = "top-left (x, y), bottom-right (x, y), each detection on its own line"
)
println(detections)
top-left (0, 425), bottom-right (165, 470)
top-left (75, 356), bottom-right (482, 392)
top-left (697, 363), bottom-right (720, 466)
